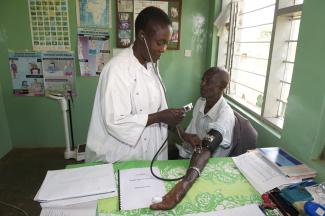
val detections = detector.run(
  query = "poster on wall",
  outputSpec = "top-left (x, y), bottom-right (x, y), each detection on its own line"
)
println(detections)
top-left (134, 1), bottom-right (169, 18)
top-left (116, 12), bottom-right (133, 48)
top-left (117, 0), bottom-right (133, 12)
top-left (134, 0), bottom-right (181, 50)
top-left (77, 0), bottom-right (109, 29)
top-left (42, 52), bottom-right (76, 96)
top-left (168, 1), bottom-right (181, 49)
top-left (77, 29), bottom-right (110, 76)
top-left (8, 51), bottom-right (45, 96)
top-left (133, 1), bottom-right (169, 48)
top-left (28, 0), bottom-right (71, 51)
top-left (116, 0), bottom-right (133, 48)
top-left (116, 0), bottom-right (182, 50)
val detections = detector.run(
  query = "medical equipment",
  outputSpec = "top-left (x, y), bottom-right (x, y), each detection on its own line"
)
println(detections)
top-left (142, 34), bottom-right (189, 181)
top-left (46, 91), bottom-right (85, 160)
top-left (304, 201), bottom-right (325, 216)
top-left (183, 103), bottom-right (193, 112)
top-left (150, 103), bottom-right (194, 182)
top-left (202, 129), bottom-right (223, 153)
top-left (142, 35), bottom-right (167, 99)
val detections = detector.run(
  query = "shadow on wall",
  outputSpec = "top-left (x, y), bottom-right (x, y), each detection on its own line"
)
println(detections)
top-left (321, 146), bottom-right (325, 160)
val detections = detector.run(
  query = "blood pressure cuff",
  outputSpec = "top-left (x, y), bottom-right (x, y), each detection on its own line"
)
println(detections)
top-left (202, 129), bottom-right (223, 153)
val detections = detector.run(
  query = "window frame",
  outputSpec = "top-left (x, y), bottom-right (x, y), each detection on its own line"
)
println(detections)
top-left (219, 0), bottom-right (303, 131)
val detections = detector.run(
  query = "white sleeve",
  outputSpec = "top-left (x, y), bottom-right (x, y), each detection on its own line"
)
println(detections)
top-left (99, 64), bottom-right (148, 146)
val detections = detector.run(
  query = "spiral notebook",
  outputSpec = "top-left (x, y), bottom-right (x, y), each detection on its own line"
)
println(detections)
top-left (118, 167), bottom-right (166, 211)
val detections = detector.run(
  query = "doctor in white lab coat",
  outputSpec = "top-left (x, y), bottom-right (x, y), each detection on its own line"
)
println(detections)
top-left (86, 7), bottom-right (184, 163)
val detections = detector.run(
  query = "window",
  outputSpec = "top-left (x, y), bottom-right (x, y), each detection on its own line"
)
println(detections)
top-left (217, 0), bottom-right (303, 129)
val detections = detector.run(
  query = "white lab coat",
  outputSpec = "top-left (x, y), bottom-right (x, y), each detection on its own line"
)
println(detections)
top-left (86, 46), bottom-right (168, 163)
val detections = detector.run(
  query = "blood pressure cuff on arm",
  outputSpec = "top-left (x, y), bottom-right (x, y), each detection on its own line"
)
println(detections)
top-left (202, 129), bottom-right (223, 154)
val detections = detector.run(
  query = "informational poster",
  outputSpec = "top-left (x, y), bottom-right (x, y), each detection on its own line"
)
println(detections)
top-left (8, 51), bottom-right (44, 96)
top-left (116, 0), bottom-right (182, 49)
top-left (78, 29), bottom-right (110, 76)
top-left (117, 0), bottom-right (133, 12)
top-left (77, 0), bottom-right (109, 29)
top-left (28, 0), bottom-right (71, 51)
top-left (116, 12), bottom-right (133, 48)
top-left (134, 1), bottom-right (168, 19)
top-left (116, 0), bottom-right (133, 48)
top-left (42, 52), bottom-right (76, 96)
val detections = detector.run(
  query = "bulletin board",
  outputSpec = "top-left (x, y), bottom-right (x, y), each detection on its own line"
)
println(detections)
top-left (116, 0), bottom-right (182, 50)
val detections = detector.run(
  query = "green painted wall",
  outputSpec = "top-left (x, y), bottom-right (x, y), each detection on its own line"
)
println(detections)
top-left (0, 0), bottom-right (213, 155)
top-left (0, 82), bottom-right (12, 158)
top-left (232, 0), bottom-right (325, 182)
top-left (0, 3), bottom-right (12, 158)
top-left (281, 0), bottom-right (325, 182)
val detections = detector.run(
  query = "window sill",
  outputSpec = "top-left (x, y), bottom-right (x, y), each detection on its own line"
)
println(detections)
top-left (227, 94), bottom-right (261, 115)
top-left (264, 117), bottom-right (284, 130)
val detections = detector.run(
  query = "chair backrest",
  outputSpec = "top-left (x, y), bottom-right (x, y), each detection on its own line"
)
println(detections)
top-left (229, 111), bottom-right (257, 157)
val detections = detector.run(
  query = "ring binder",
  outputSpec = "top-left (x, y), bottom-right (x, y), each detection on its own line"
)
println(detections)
top-left (118, 169), bottom-right (121, 211)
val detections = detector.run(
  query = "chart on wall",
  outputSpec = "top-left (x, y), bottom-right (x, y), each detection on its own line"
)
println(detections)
top-left (28, 0), bottom-right (71, 51)
top-left (42, 52), bottom-right (76, 96)
top-left (77, 29), bottom-right (110, 76)
top-left (116, 0), bottom-right (133, 48)
top-left (8, 51), bottom-right (45, 96)
top-left (116, 0), bottom-right (182, 50)
top-left (77, 0), bottom-right (109, 29)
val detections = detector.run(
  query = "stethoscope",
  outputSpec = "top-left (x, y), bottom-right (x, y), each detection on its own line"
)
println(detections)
top-left (142, 35), bottom-right (185, 181)
top-left (142, 34), bottom-right (167, 101)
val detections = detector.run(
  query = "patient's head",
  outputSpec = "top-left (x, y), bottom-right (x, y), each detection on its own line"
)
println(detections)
top-left (200, 67), bottom-right (230, 100)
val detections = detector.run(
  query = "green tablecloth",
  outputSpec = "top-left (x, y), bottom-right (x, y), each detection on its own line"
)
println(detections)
top-left (70, 158), bottom-right (262, 215)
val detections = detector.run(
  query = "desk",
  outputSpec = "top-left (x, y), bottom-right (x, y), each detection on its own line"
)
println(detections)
top-left (69, 158), bottom-right (262, 215)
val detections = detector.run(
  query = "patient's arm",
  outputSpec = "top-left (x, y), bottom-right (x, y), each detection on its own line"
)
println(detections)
top-left (150, 129), bottom-right (223, 210)
top-left (150, 150), bottom-right (211, 210)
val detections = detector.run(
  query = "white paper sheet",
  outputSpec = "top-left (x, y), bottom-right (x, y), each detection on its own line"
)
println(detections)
top-left (40, 200), bottom-right (97, 216)
top-left (40, 192), bottom-right (116, 207)
top-left (35, 163), bottom-right (116, 202)
top-left (119, 167), bottom-right (166, 211)
top-left (233, 151), bottom-right (298, 194)
top-left (185, 204), bottom-right (265, 216)
top-left (305, 184), bottom-right (325, 206)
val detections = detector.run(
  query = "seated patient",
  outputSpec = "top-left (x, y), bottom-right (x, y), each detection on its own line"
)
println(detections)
top-left (150, 66), bottom-right (235, 210)
top-left (177, 66), bottom-right (235, 158)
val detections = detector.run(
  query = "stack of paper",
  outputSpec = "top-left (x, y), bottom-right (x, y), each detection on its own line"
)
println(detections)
top-left (34, 163), bottom-right (117, 212)
top-left (258, 147), bottom-right (316, 179)
top-left (40, 201), bottom-right (97, 216)
top-left (233, 151), bottom-right (300, 194)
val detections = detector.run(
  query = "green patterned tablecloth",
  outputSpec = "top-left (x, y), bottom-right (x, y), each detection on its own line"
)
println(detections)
top-left (87, 157), bottom-right (263, 216)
